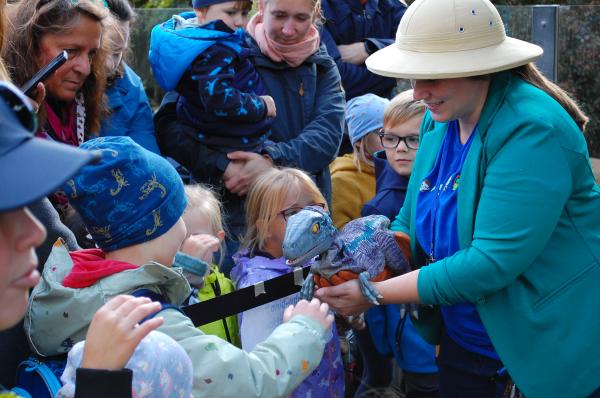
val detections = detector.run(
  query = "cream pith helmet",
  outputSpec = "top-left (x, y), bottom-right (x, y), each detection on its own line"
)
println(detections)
top-left (366, 0), bottom-right (544, 79)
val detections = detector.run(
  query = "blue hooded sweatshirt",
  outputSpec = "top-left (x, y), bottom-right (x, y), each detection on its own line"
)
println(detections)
top-left (149, 13), bottom-right (271, 152)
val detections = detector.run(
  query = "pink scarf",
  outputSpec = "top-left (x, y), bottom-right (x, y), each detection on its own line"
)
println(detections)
top-left (246, 6), bottom-right (320, 68)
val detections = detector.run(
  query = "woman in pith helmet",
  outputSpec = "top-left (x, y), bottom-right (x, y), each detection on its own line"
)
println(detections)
top-left (315, 0), bottom-right (600, 397)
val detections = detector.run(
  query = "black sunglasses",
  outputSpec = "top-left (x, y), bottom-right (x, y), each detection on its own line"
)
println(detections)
top-left (0, 81), bottom-right (38, 133)
top-left (278, 203), bottom-right (326, 222)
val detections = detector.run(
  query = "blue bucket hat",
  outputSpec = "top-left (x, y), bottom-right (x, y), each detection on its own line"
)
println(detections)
top-left (192, 0), bottom-right (251, 8)
top-left (62, 137), bottom-right (187, 252)
top-left (0, 81), bottom-right (97, 212)
top-left (345, 93), bottom-right (390, 146)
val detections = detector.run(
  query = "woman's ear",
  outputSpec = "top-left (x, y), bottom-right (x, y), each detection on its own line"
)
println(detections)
top-left (216, 230), bottom-right (225, 241)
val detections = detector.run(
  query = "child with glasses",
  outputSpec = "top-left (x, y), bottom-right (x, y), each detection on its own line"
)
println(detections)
top-left (231, 167), bottom-right (344, 398)
top-left (330, 93), bottom-right (389, 230)
top-left (358, 89), bottom-right (439, 398)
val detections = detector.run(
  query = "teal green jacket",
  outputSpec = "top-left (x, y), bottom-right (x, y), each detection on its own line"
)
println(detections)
top-left (391, 71), bottom-right (600, 398)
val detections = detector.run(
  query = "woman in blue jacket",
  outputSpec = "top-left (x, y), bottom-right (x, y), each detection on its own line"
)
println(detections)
top-left (316, 0), bottom-right (600, 397)
top-left (155, 0), bottom-right (344, 274)
top-left (101, 0), bottom-right (160, 154)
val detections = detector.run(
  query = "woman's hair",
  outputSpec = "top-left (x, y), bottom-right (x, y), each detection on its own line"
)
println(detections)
top-left (263, 0), bottom-right (323, 24)
top-left (511, 63), bottom-right (589, 132)
top-left (3, 0), bottom-right (109, 133)
top-left (103, 14), bottom-right (127, 79)
top-left (241, 167), bottom-right (327, 253)
top-left (383, 89), bottom-right (426, 130)
top-left (104, 0), bottom-right (134, 78)
top-left (184, 184), bottom-right (226, 264)
top-left (0, 0), bottom-right (10, 81)
top-left (105, 0), bottom-right (135, 23)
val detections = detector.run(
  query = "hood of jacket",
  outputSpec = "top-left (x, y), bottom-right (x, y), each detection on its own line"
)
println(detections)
top-left (25, 241), bottom-right (191, 356)
top-left (149, 12), bottom-right (246, 91)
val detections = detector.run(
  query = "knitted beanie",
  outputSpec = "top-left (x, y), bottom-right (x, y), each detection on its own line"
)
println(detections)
top-left (345, 93), bottom-right (390, 145)
top-left (62, 136), bottom-right (186, 252)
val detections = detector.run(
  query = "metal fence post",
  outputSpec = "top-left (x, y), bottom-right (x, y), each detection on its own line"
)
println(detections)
top-left (532, 5), bottom-right (559, 82)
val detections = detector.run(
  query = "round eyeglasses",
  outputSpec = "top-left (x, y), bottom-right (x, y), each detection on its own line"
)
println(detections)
top-left (278, 203), bottom-right (326, 222)
top-left (378, 130), bottom-right (420, 150)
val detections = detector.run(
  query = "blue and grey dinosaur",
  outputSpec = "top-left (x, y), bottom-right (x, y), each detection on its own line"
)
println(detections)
top-left (282, 206), bottom-right (410, 305)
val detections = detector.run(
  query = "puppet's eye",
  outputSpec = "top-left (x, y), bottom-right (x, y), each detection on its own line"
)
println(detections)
top-left (311, 223), bottom-right (320, 234)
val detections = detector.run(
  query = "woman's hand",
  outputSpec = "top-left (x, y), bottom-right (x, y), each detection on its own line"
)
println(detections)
top-left (337, 42), bottom-right (369, 65)
top-left (260, 95), bottom-right (277, 117)
top-left (181, 233), bottom-right (221, 264)
top-left (224, 151), bottom-right (274, 196)
top-left (283, 298), bottom-right (334, 332)
top-left (313, 279), bottom-right (373, 317)
top-left (80, 295), bottom-right (164, 371)
top-left (26, 82), bottom-right (46, 113)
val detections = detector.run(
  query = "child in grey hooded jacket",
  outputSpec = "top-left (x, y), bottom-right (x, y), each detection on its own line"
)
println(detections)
top-left (25, 136), bottom-right (334, 398)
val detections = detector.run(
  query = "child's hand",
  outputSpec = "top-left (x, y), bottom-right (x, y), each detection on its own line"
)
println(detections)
top-left (81, 295), bottom-right (164, 371)
top-left (283, 298), bottom-right (334, 332)
top-left (260, 95), bottom-right (277, 117)
top-left (181, 233), bottom-right (221, 264)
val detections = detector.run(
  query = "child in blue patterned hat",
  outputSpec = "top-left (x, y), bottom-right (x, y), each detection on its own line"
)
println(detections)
top-left (25, 136), bottom-right (334, 398)
top-left (149, 0), bottom-right (276, 154)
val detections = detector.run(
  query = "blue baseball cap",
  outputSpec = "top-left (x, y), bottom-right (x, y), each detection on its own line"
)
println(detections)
top-left (0, 81), bottom-right (98, 212)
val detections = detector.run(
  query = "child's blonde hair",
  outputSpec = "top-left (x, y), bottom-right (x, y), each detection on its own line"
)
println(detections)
top-left (383, 89), bottom-right (426, 130)
top-left (184, 184), bottom-right (226, 263)
top-left (351, 140), bottom-right (372, 173)
top-left (242, 168), bottom-right (327, 253)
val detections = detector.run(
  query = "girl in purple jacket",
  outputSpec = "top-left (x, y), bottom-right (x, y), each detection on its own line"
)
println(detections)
top-left (231, 167), bottom-right (345, 398)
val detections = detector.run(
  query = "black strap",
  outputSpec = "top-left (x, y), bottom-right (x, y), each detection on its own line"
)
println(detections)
top-left (182, 265), bottom-right (311, 326)
top-left (131, 288), bottom-right (185, 322)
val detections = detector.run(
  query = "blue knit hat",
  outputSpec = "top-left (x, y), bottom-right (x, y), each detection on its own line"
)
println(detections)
top-left (345, 93), bottom-right (390, 145)
top-left (62, 137), bottom-right (187, 252)
top-left (192, 0), bottom-right (251, 8)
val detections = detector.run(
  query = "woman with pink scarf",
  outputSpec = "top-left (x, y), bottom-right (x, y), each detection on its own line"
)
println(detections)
top-left (156, 0), bottom-right (345, 275)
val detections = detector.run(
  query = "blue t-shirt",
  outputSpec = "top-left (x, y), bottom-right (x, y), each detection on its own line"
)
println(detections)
top-left (415, 120), bottom-right (499, 360)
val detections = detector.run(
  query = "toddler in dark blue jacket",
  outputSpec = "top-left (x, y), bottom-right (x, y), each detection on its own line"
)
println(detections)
top-left (150, 0), bottom-right (276, 154)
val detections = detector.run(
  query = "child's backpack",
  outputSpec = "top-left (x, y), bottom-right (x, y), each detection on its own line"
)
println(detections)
top-left (11, 357), bottom-right (65, 398)
top-left (11, 289), bottom-right (179, 397)
top-left (196, 265), bottom-right (240, 347)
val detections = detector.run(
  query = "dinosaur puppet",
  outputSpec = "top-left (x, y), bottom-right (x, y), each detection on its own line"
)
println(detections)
top-left (282, 205), bottom-right (411, 305)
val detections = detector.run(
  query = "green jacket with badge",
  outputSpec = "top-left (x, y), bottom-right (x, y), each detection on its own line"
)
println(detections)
top-left (391, 71), bottom-right (600, 398)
